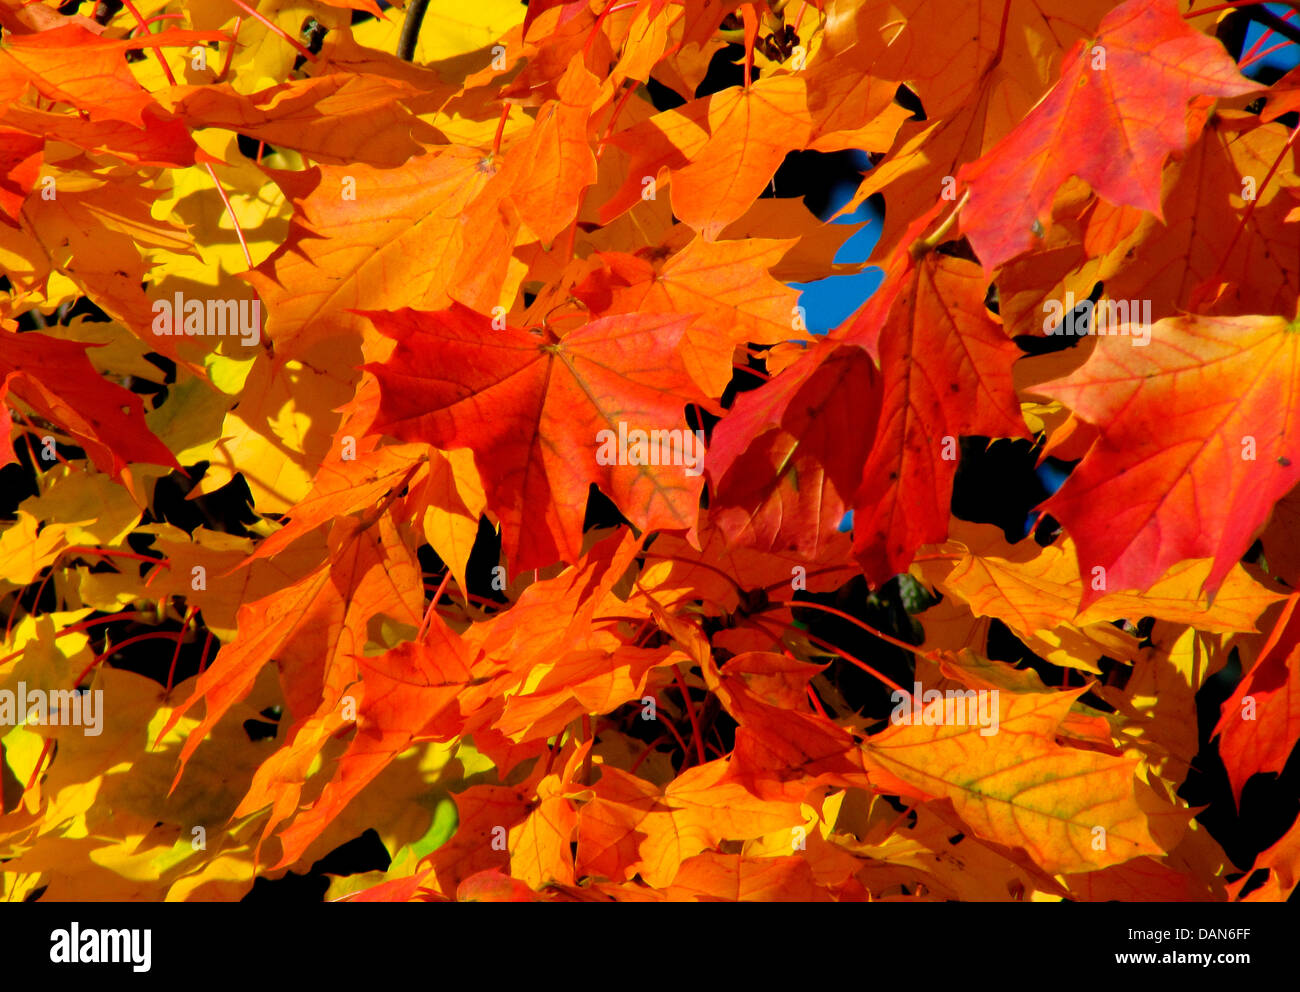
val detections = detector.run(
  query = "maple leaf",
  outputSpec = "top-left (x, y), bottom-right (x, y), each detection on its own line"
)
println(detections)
top-left (0, 25), bottom-right (225, 125)
top-left (913, 519), bottom-right (1286, 674)
top-left (831, 0), bottom-right (1112, 258)
top-left (2, 172), bottom-right (199, 360)
top-left (487, 58), bottom-right (602, 245)
top-left (364, 304), bottom-right (711, 573)
top-left (0, 103), bottom-right (197, 169)
top-left (956, 0), bottom-right (1256, 272)
top-left (707, 651), bottom-right (872, 798)
top-left (1033, 314), bottom-right (1300, 604)
top-left (262, 617), bottom-right (476, 868)
top-left (6, 0), bottom-right (1300, 908)
top-left (162, 75), bottom-right (441, 169)
top-left (862, 684), bottom-right (1162, 873)
top-left (839, 250), bottom-right (1029, 583)
top-left (0, 127), bottom-right (42, 226)
top-left (665, 851), bottom-right (831, 901)
top-left (1214, 595), bottom-right (1300, 806)
top-left (457, 867), bottom-right (539, 902)
top-left (670, 74), bottom-right (813, 241)
top-left (242, 442), bottom-right (430, 564)
top-left (161, 514), bottom-right (423, 781)
top-left (573, 235), bottom-right (808, 396)
top-left (707, 339), bottom-right (880, 506)
top-left (242, 146), bottom-right (500, 360)
top-left (1096, 113), bottom-right (1300, 320)
top-left (0, 328), bottom-right (177, 478)
top-left (1229, 812), bottom-right (1300, 902)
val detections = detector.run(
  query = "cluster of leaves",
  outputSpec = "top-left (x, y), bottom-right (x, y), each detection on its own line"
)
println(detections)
top-left (1, 0), bottom-right (1299, 902)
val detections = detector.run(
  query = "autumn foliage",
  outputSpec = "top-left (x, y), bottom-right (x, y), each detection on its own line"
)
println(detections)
top-left (1, 0), bottom-right (1299, 903)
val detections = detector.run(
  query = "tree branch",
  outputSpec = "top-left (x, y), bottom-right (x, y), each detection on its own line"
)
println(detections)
top-left (397, 0), bottom-right (431, 62)
top-left (93, 0), bottom-right (124, 25)
top-left (1245, 4), bottom-right (1300, 49)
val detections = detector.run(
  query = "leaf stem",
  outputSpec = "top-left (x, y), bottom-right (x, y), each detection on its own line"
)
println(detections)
top-left (164, 605), bottom-right (197, 695)
top-left (24, 738), bottom-right (55, 796)
top-left (1238, 8), bottom-right (1292, 61)
top-left (197, 629), bottom-right (215, 675)
top-left (744, 613), bottom-right (908, 694)
top-left (128, 13), bottom-right (184, 37)
top-left (0, 612), bottom-right (151, 667)
top-left (491, 102), bottom-right (510, 156)
top-left (629, 734), bottom-right (667, 774)
top-left (216, 17), bottom-right (242, 82)
top-left (805, 682), bottom-right (829, 718)
top-left (910, 189), bottom-right (969, 258)
top-left (77, 631), bottom-right (187, 685)
top-left (759, 565), bottom-right (844, 593)
top-left (1241, 38), bottom-right (1295, 67)
top-left (673, 665), bottom-right (707, 766)
top-left (226, 0), bottom-right (318, 63)
top-left (994, 0), bottom-right (1012, 61)
top-left (584, 0), bottom-right (637, 58)
top-left (1242, 4), bottom-right (1300, 46)
top-left (880, 803), bottom-right (915, 838)
top-left (122, 0), bottom-right (176, 85)
top-left (419, 570), bottom-right (452, 639)
top-left (741, 3), bottom-right (758, 89)
top-left (656, 699), bottom-right (693, 763)
top-left (581, 713), bottom-right (594, 782)
top-left (5, 546), bottom-right (169, 641)
top-left (595, 81), bottom-right (638, 160)
top-left (203, 162), bottom-right (253, 270)
top-left (787, 598), bottom-right (926, 659)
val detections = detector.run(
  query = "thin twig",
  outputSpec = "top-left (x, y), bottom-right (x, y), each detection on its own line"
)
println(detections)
top-left (1244, 4), bottom-right (1300, 46)
top-left (93, 0), bottom-right (124, 25)
top-left (397, 0), bottom-right (431, 61)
